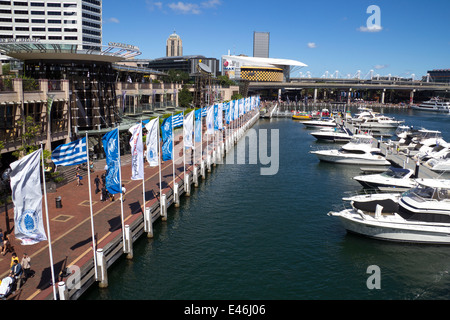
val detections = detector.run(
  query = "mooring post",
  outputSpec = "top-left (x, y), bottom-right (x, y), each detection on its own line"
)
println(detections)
top-left (58, 282), bottom-right (67, 300)
top-left (144, 207), bottom-right (153, 238)
top-left (161, 194), bottom-right (167, 221)
top-left (124, 225), bottom-right (133, 259)
top-left (185, 173), bottom-right (191, 196)
top-left (96, 248), bottom-right (108, 288)
top-left (174, 182), bottom-right (180, 207)
top-left (193, 166), bottom-right (199, 187)
top-left (200, 160), bottom-right (205, 178)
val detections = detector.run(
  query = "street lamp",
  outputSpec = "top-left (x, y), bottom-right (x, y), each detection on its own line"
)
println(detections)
top-left (1, 168), bottom-right (11, 234)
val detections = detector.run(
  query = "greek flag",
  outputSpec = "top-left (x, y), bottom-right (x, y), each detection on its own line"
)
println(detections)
top-left (173, 113), bottom-right (183, 128)
top-left (51, 137), bottom-right (87, 167)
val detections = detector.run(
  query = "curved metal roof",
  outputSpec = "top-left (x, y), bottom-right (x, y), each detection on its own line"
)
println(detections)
top-left (222, 55), bottom-right (307, 68)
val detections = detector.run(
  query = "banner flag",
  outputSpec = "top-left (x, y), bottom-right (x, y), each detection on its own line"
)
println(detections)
top-left (195, 109), bottom-right (202, 143)
top-left (218, 103), bottom-right (223, 130)
top-left (102, 128), bottom-right (121, 194)
top-left (51, 137), bottom-right (87, 167)
top-left (233, 99), bottom-right (239, 120)
top-left (10, 149), bottom-right (47, 245)
top-left (161, 116), bottom-right (173, 161)
top-left (145, 118), bottom-right (159, 167)
top-left (206, 105), bottom-right (214, 134)
top-left (184, 111), bottom-right (194, 149)
top-left (129, 123), bottom-right (144, 180)
top-left (214, 104), bottom-right (219, 130)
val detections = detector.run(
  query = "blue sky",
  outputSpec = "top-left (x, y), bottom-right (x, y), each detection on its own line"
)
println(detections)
top-left (102, 0), bottom-right (449, 79)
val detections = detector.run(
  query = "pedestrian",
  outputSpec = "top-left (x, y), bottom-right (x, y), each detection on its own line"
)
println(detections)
top-left (101, 186), bottom-right (107, 202)
top-left (94, 175), bottom-right (100, 194)
top-left (21, 253), bottom-right (31, 279)
top-left (122, 184), bottom-right (126, 201)
top-left (0, 228), bottom-right (3, 243)
top-left (1, 233), bottom-right (11, 256)
top-left (10, 252), bottom-right (18, 268)
top-left (9, 259), bottom-right (22, 281)
top-left (76, 172), bottom-right (83, 186)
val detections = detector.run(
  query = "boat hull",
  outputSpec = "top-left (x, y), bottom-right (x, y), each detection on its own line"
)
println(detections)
top-left (329, 209), bottom-right (450, 244)
top-left (311, 150), bottom-right (391, 166)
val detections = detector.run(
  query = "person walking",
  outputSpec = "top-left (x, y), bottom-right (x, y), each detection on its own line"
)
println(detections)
top-left (94, 175), bottom-right (100, 194)
top-left (122, 184), bottom-right (126, 201)
top-left (21, 253), bottom-right (31, 279)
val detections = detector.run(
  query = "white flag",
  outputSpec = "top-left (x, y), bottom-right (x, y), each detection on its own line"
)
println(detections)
top-left (206, 106), bottom-right (214, 134)
top-left (218, 103), bottom-right (223, 130)
top-left (129, 123), bottom-right (144, 180)
top-left (184, 111), bottom-right (194, 149)
top-left (145, 118), bottom-right (159, 167)
top-left (10, 149), bottom-right (47, 245)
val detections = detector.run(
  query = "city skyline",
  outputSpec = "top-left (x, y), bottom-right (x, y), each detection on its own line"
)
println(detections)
top-left (103, 0), bottom-right (448, 79)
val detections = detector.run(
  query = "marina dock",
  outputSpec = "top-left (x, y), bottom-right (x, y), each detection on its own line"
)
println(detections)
top-left (0, 108), bottom-right (261, 300)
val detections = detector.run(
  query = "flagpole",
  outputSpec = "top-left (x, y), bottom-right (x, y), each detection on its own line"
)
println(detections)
top-left (85, 132), bottom-right (98, 280)
top-left (116, 128), bottom-right (125, 252)
top-left (171, 113), bottom-right (175, 189)
top-left (183, 113), bottom-right (186, 180)
top-left (193, 110), bottom-right (196, 166)
top-left (40, 145), bottom-right (57, 300)
top-left (141, 121), bottom-right (146, 228)
top-left (158, 116), bottom-right (162, 201)
top-left (200, 109), bottom-right (203, 163)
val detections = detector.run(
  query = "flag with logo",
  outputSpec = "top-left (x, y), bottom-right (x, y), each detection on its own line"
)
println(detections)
top-left (233, 99), bottom-right (239, 120)
top-left (206, 105), bottom-right (214, 134)
top-left (195, 108), bottom-right (202, 143)
top-left (218, 103), bottom-right (223, 130)
top-left (161, 116), bottom-right (173, 161)
top-left (129, 123), bottom-right (144, 180)
top-left (51, 137), bottom-right (87, 167)
top-left (102, 128), bottom-right (121, 194)
top-left (145, 118), bottom-right (159, 167)
top-left (184, 111), bottom-right (194, 149)
top-left (214, 104), bottom-right (219, 130)
top-left (10, 149), bottom-right (47, 245)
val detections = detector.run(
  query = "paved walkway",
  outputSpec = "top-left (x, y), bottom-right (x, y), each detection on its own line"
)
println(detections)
top-left (0, 110), bottom-right (259, 300)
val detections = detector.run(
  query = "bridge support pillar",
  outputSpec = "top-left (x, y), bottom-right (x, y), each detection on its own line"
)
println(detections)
top-left (410, 89), bottom-right (415, 105)
top-left (314, 88), bottom-right (318, 103)
top-left (381, 89), bottom-right (386, 104)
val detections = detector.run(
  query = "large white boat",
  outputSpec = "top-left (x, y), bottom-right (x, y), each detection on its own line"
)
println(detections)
top-left (353, 166), bottom-right (417, 192)
top-left (328, 179), bottom-right (450, 244)
top-left (310, 125), bottom-right (353, 143)
top-left (356, 116), bottom-right (404, 129)
top-left (310, 135), bottom-right (391, 165)
top-left (302, 117), bottom-right (337, 129)
top-left (411, 98), bottom-right (450, 113)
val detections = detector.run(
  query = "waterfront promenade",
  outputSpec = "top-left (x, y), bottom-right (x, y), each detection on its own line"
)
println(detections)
top-left (0, 108), bottom-right (260, 300)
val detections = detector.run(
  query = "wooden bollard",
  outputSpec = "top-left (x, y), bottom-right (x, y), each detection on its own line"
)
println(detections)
top-left (174, 183), bottom-right (180, 207)
top-left (193, 166), bottom-right (199, 187)
top-left (124, 225), bottom-right (133, 259)
top-left (185, 173), bottom-right (191, 196)
top-left (144, 207), bottom-right (153, 238)
top-left (200, 160), bottom-right (206, 178)
top-left (161, 194), bottom-right (167, 221)
top-left (96, 248), bottom-right (108, 288)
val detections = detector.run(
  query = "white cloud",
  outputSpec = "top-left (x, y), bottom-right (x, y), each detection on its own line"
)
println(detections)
top-left (358, 25), bottom-right (383, 32)
top-left (146, 1), bottom-right (163, 11)
top-left (374, 64), bottom-right (389, 70)
top-left (201, 0), bottom-right (221, 8)
top-left (307, 42), bottom-right (317, 48)
top-left (107, 17), bottom-right (120, 23)
top-left (168, 2), bottom-right (201, 14)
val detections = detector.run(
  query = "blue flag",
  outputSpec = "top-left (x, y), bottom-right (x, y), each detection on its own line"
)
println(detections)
top-left (195, 108), bottom-right (202, 143)
top-left (214, 104), bottom-right (219, 130)
top-left (161, 116), bottom-right (173, 161)
top-left (102, 128), bottom-right (121, 194)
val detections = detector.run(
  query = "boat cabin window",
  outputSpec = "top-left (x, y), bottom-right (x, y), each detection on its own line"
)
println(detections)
top-left (381, 169), bottom-right (408, 178)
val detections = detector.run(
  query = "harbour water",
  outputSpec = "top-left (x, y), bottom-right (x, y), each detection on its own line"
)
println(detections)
top-left (82, 107), bottom-right (450, 300)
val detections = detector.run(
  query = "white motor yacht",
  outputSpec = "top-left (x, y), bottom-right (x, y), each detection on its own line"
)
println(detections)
top-left (302, 117), bottom-right (337, 129)
top-left (425, 157), bottom-right (450, 172)
top-left (328, 179), bottom-right (450, 244)
top-left (357, 116), bottom-right (404, 129)
top-left (411, 98), bottom-right (450, 113)
top-left (310, 135), bottom-right (391, 165)
top-left (310, 125), bottom-right (353, 143)
top-left (353, 166), bottom-right (417, 192)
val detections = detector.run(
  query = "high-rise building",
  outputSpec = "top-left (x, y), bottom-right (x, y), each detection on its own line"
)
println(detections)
top-left (166, 31), bottom-right (182, 57)
top-left (253, 31), bottom-right (269, 58)
top-left (0, 0), bottom-right (102, 50)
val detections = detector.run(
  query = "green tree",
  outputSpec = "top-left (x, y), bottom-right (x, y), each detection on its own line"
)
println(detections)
top-left (231, 93), bottom-right (243, 100)
top-left (178, 85), bottom-right (193, 108)
top-left (12, 116), bottom-right (50, 160)
top-left (165, 70), bottom-right (190, 84)
top-left (216, 75), bottom-right (236, 86)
